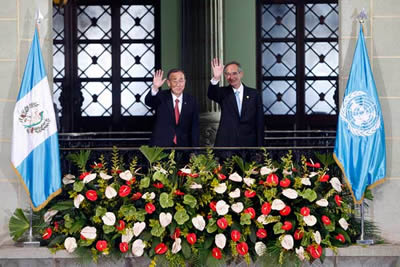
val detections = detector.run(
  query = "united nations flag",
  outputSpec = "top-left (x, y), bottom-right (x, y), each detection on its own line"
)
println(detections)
top-left (333, 26), bottom-right (386, 203)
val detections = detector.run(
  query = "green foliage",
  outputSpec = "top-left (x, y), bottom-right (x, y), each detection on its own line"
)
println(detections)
top-left (9, 208), bottom-right (29, 241)
top-left (66, 150), bottom-right (91, 173)
top-left (139, 145), bottom-right (168, 165)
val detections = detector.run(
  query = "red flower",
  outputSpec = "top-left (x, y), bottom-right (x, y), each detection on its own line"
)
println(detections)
top-left (292, 167), bottom-right (298, 172)
top-left (213, 165), bottom-right (222, 174)
top-left (236, 242), bottom-right (249, 255)
top-left (90, 163), bottom-right (103, 169)
top-left (322, 215), bottom-right (331, 225)
top-left (155, 243), bottom-right (168, 254)
top-left (42, 227), bottom-right (52, 240)
top-left (145, 203), bottom-right (156, 214)
top-left (217, 173), bottom-right (226, 180)
top-left (153, 182), bottom-right (164, 189)
top-left (281, 221), bottom-right (293, 231)
top-left (54, 221), bottom-right (59, 231)
top-left (212, 247), bottom-right (222, 259)
top-left (119, 185), bottom-right (131, 197)
top-left (279, 178), bottom-right (291, 187)
top-left (244, 190), bottom-right (256, 198)
top-left (319, 174), bottom-right (330, 182)
top-left (96, 240), bottom-right (107, 252)
top-left (307, 244), bottom-right (322, 259)
top-left (116, 220), bottom-right (125, 231)
top-left (79, 172), bottom-right (90, 180)
top-left (209, 201), bottom-right (217, 212)
top-left (244, 207), bottom-right (256, 219)
top-left (174, 189), bottom-right (185, 196)
top-left (86, 190), bottom-right (98, 201)
top-left (334, 195), bottom-right (342, 206)
top-left (119, 242), bottom-right (129, 253)
top-left (177, 170), bottom-right (187, 177)
top-left (256, 228), bottom-right (267, 239)
top-left (231, 230), bottom-right (241, 242)
top-left (300, 207), bottom-right (310, 216)
top-left (111, 169), bottom-right (122, 174)
top-left (217, 217), bottom-right (228, 230)
top-left (335, 234), bottom-right (345, 243)
top-left (189, 173), bottom-right (199, 178)
top-left (186, 233), bottom-right (197, 245)
top-left (261, 202), bottom-right (272, 215)
top-left (280, 206), bottom-right (291, 216)
top-left (80, 234), bottom-right (86, 240)
top-left (131, 192), bottom-right (142, 200)
top-left (126, 177), bottom-right (136, 185)
top-left (266, 173), bottom-right (279, 186)
top-left (294, 229), bottom-right (304, 240)
top-left (172, 228), bottom-right (181, 239)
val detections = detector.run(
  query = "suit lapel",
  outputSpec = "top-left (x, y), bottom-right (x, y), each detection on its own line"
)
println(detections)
top-left (166, 90), bottom-right (175, 123)
top-left (241, 86), bottom-right (250, 120)
top-left (179, 93), bottom-right (189, 126)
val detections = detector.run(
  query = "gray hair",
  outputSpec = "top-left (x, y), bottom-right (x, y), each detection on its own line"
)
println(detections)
top-left (224, 61), bottom-right (242, 73)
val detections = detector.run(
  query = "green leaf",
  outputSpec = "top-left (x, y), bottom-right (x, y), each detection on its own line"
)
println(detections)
top-left (273, 222), bottom-right (285, 235)
top-left (240, 213), bottom-right (251, 225)
top-left (9, 208), bottom-right (29, 241)
top-left (134, 210), bottom-right (147, 222)
top-left (51, 200), bottom-right (74, 211)
top-left (95, 206), bottom-right (107, 217)
top-left (139, 145), bottom-right (168, 165)
top-left (64, 214), bottom-right (74, 229)
top-left (159, 192), bottom-right (174, 208)
top-left (153, 171), bottom-right (166, 182)
top-left (206, 218), bottom-right (217, 233)
top-left (66, 150), bottom-right (91, 172)
top-left (299, 188), bottom-right (317, 202)
top-left (181, 239), bottom-right (191, 259)
top-left (263, 188), bottom-right (277, 202)
top-left (174, 210), bottom-right (190, 225)
top-left (69, 219), bottom-right (85, 234)
top-left (118, 204), bottom-right (137, 221)
top-left (140, 177), bottom-right (150, 189)
top-left (73, 181), bottom-right (84, 192)
top-left (103, 225), bottom-right (115, 234)
top-left (150, 221), bottom-right (165, 237)
top-left (183, 194), bottom-right (197, 209)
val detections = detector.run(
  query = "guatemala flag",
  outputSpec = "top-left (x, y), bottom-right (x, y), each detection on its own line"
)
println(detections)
top-left (333, 26), bottom-right (386, 203)
top-left (11, 27), bottom-right (61, 211)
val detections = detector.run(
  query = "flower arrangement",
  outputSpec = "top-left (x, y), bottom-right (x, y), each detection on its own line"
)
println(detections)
top-left (10, 146), bottom-right (359, 266)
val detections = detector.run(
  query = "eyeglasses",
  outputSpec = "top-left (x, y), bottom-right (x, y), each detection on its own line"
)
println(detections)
top-left (224, 71), bottom-right (240, 77)
top-left (169, 79), bottom-right (186, 84)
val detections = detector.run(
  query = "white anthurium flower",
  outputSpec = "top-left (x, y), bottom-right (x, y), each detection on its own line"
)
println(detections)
top-left (229, 172), bottom-right (243, 182)
top-left (159, 212), bottom-right (173, 228)
top-left (133, 222), bottom-right (146, 237)
top-left (62, 174), bottom-right (75, 185)
top-left (301, 178), bottom-right (311, 186)
top-left (80, 226), bottom-right (97, 240)
top-left (153, 166), bottom-right (168, 174)
top-left (339, 218), bottom-right (349, 230)
top-left (271, 199), bottom-right (286, 210)
top-left (309, 172), bottom-right (318, 178)
top-left (192, 215), bottom-right (206, 231)
top-left (260, 166), bottom-right (277, 176)
top-left (282, 169), bottom-right (292, 176)
top-left (303, 215), bottom-right (317, 226)
top-left (119, 170), bottom-right (133, 181)
top-left (255, 242), bottom-right (267, 256)
top-left (243, 177), bottom-right (255, 187)
top-left (102, 212), bottom-right (116, 226)
top-left (122, 227), bottom-right (134, 243)
top-left (142, 192), bottom-right (156, 200)
top-left (171, 238), bottom-right (182, 254)
top-left (214, 183), bottom-right (227, 194)
top-left (74, 194), bottom-right (85, 209)
top-left (131, 239), bottom-right (145, 257)
top-left (229, 188), bottom-right (241, 198)
top-left (215, 233), bottom-right (226, 249)
top-left (330, 177), bottom-right (342, 192)
top-left (282, 188), bottom-right (298, 199)
top-left (216, 200), bottom-right (230, 216)
top-left (296, 246), bottom-right (305, 261)
top-left (105, 186), bottom-right (117, 199)
top-left (313, 231), bottom-right (321, 244)
top-left (281, 235), bottom-right (294, 250)
top-left (231, 202), bottom-right (244, 214)
top-left (190, 182), bottom-right (202, 189)
top-left (316, 199), bottom-right (329, 207)
top-left (43, 209), bottom-right (58, 223)
top-left (99, 172), bottom-right (112, 180)
top-left (179, 168), bottom-right (191, 175)
top-left (83, 173), bottom-right (97, 184)
top-left (64, 237), bottom-right (77, 253)
top-left (257, 215), bottom-right (267, 225)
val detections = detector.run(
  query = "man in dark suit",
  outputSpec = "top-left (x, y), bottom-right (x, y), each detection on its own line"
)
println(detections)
top-left (145, 69), bottom-right (199, 147)
top-left (208, 58), bottom-right (264, 147)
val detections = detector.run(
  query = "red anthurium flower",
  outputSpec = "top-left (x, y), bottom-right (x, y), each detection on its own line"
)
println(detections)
top-left (279, 178), bottom-right (291, 187)
top-left (281, 221), bottom-right (293, 231)
top-left (111, 169), bottom-right (122, 174)
top-left (334, 195), bottom-right (342, 207)
top-left (174, 189), bottom-right (185, 196)
top-left (335, 233), bottom-right (345, 243)
top-left (212, 247), bottom-right (222, 259)
top-left (119, 185), bottom-right (131, 197)
top-left (86, 190), bottom-right (98, 201)
top-left (209, 201), bottom-right (217, 212)
top-left (172, 228), bottom-right (181, 239)
top-left (261, 202), bottom-right (272, 215)
top-left (145, 203), bottom-right (156, 214)
top-left (319, 174), bottom-right (330, 182)
top-left (300, 207), bottom-right (310, 216)
top-left (292, 167), bottom-right (298, 172)
top-left (116, 220), bottom-right (125, 231)
top-left (189, 173), bottom-right (199, 178)
top-left (266, 173), bottom-right (279, 186)
top-left (244, 190), bottom-right (256, 198)
top-left (213, 165), bottom-right (222, 174)
top-left (306, 162), bottom-right (321, 168)
top-left (218, 173), bottom-right (226, 180)
top-left (155, 243), bottom-right (168, 254)
top-left (307, 244), bottom-right (322, 259)
top-left (244, 207), bottom-right (256, 219)
top-left (236, 242), bottom-right (249, 255)
top-left (131, 192), bottom-right (142, 200)
top-left (42, 227), bottom-right (52, 240)
top-left (217, 217), bottom-right (228, 230)
top-left (207, 214), bottom-right (212, 220)
top-left (90, 163), bottom-right (103, 169)
top-left (256, 228), bottom-right (267, 239)
top-left (79, 172), bottom-right (90, 180)
top-left (294, 229), bottom-right (304, 240)
top-left (186, 233), bottom-right (197, 245)
top-left (119, 242), bottom-right (129, 253)
top-left (54, 221), bottom-right (59, 231)
top-left (231, 230), bottom-right (241, 242)
top-left (96, 240), bottom-right (107, 252)
top-left (177, 170), bottom-right (187, 177)
top-left (126, 177), bottom-right (136, 185)
top-left (80, 234), bottom-right (86, 240)
top-left (153, 182), bottom-right (164, 189)
top-left (314, 163), bottom-right (321, 168)
top-left (322, 215), bottom-right (331, 225)
top-left (280, 206), bottom-right (291, 216)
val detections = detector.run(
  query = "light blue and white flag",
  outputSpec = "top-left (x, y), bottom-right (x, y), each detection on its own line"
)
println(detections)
top-left (11, 27), bottom-right (61, 211)
top-left (334, 26), bottom-right (386, 203)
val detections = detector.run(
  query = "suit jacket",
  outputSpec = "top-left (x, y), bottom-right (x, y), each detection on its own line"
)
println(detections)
top-left (145, 89), bottom-right (199, 147)
top-left (208, 82), bottom-right (264, 147)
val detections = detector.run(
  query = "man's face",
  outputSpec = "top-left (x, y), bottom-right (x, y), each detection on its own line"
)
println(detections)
top-left (167, 71), bottom-right (186, 97)
top-left (224, 64), bottom-right (243, 89)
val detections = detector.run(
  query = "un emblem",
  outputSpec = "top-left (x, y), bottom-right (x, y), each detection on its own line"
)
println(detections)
top-left (340, 91), bottom-right (380, 137)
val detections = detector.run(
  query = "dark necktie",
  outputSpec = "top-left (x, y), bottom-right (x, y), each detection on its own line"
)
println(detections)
top-left (173, 99), bottom-right (180, 144)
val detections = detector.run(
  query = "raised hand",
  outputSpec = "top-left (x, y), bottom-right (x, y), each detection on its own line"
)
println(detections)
top-left (211, 58), bottom-right (224, 81)
top-left (152, 69), bottom-right (166, 90)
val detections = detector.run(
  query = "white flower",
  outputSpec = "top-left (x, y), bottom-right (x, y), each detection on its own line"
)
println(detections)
top-left (339, 218), bottom-right (349, 230)
top-left (243, 177), bottom-right (255, 186)
top-left (309, 172), bottom-right (318, 178)
top-left (271, 199), bottom-right (285, 210)
top-left (159, 212), bottom-right (172, 228)
top-left (296, 246), bottom-right (305, 261)
top-left (229, 172), bottom-right (243, 182)
top-left (257, 215), bottom-right (267, 225)
top-left (153, 166), bottom-right (167, 174)
top-left (179, 168), bottom-right (191, 175)
top-left (122, 227), bottom-right (134, 243)
top-left (301, 178), bottom-right (311, 186)
top-left (330, 177), bottom-right (342, 192)
top-left (313, 231), bottom-right (321, 244)
top-left (99, 172), bottom-right (112, 180)
top-left (303, 215), bottom-right (317, 226)
top-left (214, 183), bottom-right (227, 194)
top-left (316, 199), bottom-right (329, 207)
top-left (255, 242), bottom-right (267, 256)
top-left (282, 189), bottom-right (298, 199)
top-left (215, 233), bottom-right (226, 249)
top-left (282, 169), bottom-right (292, 176)
top-left (190, 182), bottom-right (202, 189)
top-left (119, 170), bottom-right (133, 181)
top-left (83, 173), bottom-right (97, 184)
top-left (281, 235), bottom-right (294, 250)
top-left (171, 238), bottom-right (182, 254)
top-left (64, 237), bottom-right (77, 253)
top-left (216, 200), bottom-right (230, 216)
top-left (105, 186), bottom-right (117, 199)
top-left (80, 226), bottom-right (97, 240)
top-left (231, 202), bottom-right (244, 213)
top-left (142, 192), bottom-right (155, 200)
top-left (133, 222), bottom-right (146, 237)
top-left (43, 209), bottom-right (58, 223)
top-left (74, 194), bottom-right (85, 208)
top-left (62, 174), bottom-right (75, 185)
top-left (260, 166), bottom-right (276, 175)
top-left (131, 239), bottom-right (145, 257)
top-left (192, 215), bottom-right (206, 231)
top-left (229, 188), bottom-right (241, 198)
top-left (102, 212), bottom-right (116, 226)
